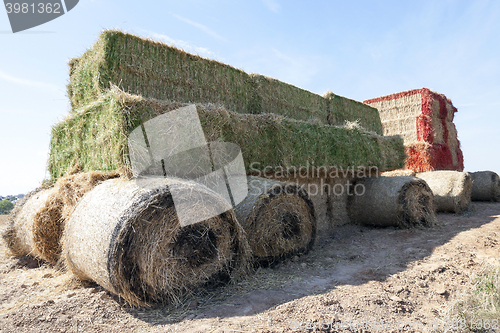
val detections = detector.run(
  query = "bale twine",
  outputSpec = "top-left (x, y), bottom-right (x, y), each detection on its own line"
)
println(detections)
top-left (417, 171), bottom-right (472, 213)
top-left (2, 187), bottom-right (56, 257)
top-left (32, 171), bottom-right (120, 264)
top-left (234, 176), bottom-right (316, 265)
top-left (62, 178), bottom-right (251, 306)
top-left (347, 176), bottom-right (436, 228)
top-left (470, 171), bottom-right (500, 202)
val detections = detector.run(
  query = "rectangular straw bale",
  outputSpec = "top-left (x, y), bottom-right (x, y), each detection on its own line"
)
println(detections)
top-left (364, 88), bottom-right (464, 171)
top-left (324, 92), bottom-right (383, 134)
top-left (67, 30), bottom-right (383, 133)
top-left (68, 30), bottom-right (256, 115)
top-left (250, 74), bottom-right (329, 124)
top-left (48, 88), bottom-right (405, 182)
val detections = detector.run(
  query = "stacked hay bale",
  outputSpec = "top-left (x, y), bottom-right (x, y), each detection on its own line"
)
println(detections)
top-left (417, 171), bottom-right (472, 213)
top-left (348, 176), bottom-right (436, 228)
top-left (63, 178), bottom-right (251, 306)
top-left (68, 29), bottom-right (383, 134)
top-left (470, 171), bottom-right (500, 202)
top-left (364, 88), bottom-right (464, 172)
top-left (49, 87), bottom-right (406, 238)
top-left (58, 30), bottom-right (408, 242)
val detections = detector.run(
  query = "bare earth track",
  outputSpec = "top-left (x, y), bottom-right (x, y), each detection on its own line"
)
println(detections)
top-left (0, 203), bottom-right (499, 332)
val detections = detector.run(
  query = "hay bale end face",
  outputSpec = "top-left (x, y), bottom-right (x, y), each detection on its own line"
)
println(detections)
top-left (470, 171), bottom-right (500, 202)
top-left (417, 171), bottom-right (472, 214)
top-left (348, 176), bottom-right (436, 228)
top-left (2, 187), bottom-right (55, 258)
top-left (2, 171), bottom-right (121, 264)
top-left (63, 178), bottom-right (251, 306)
top-left (234, 176), bottom-right (316, 265)
top-left (32, 170), bottom-right (121, 264)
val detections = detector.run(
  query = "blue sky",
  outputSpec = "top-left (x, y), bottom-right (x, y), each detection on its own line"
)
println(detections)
top-left (1, 0), bottom-right (499, 195)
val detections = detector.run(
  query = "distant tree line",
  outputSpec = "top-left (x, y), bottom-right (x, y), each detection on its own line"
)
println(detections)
top-left (0, 194), bottom-right (24, 215)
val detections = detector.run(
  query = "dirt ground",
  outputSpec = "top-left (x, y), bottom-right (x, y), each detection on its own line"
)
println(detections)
top-left (0, 203), bottom-right (499, 333)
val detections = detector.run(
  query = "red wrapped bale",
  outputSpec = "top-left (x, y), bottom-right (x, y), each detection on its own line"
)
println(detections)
top-left (364, 88), bottom-right (464, 172)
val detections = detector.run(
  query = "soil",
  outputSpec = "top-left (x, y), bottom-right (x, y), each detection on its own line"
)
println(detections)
top-left (0, 203), bottom-right (499, 333)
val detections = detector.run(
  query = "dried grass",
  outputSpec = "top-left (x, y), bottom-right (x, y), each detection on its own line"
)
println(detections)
top-left (48, 87), bottom-right (406, 182)
top-left (2, 186), bottom-right (55, 258)
top-left (381, 169), bottom-right (416, 177)
top-left (62, 178), bottom-right (251, 306)
top-left (67, 30), bottom-right (382, 133)
top-left (470, 171), bottom-right (500, 202)
top-left (32, 170), bottom-right (121, 264)
top-left (347, 176), bottom-right (436, 228)
top-left (417, 171), bottom-right (472, 214)
top-left (443, 262), bottom-right (500, 330)
top-left (234, 176), bottom-right (316, 265)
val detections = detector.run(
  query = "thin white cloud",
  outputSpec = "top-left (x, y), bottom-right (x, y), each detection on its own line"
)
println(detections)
top-left (262, 0), bottom-right (280, 13)
top-left (172, 14), bottom-right (227, 42)
top-left (139, 29), bottom-right (217, 59)
top-left (0, 69), bottom-right (60, 91)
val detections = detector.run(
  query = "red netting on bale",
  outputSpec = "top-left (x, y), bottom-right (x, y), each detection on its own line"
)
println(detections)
top-left (431, 144), bottom-right (454, 170)
top-left (405, 143), bottom-right (433, 172)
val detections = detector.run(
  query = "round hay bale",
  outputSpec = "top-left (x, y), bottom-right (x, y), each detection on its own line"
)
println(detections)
top-left (470, 171), bottom-right (500, 202)
top-left (32, 171), bottom-right (120, 264)
top-left (2, 186), bottom-right (56, 257)
top-left (417, 171), bottom-right (472, 214)
top-left (62, 178), bottom-right (251, 306)
top-left (234, 176), bottom-right (316, 265)
top-left (347, 176), bottom-right (436, 228)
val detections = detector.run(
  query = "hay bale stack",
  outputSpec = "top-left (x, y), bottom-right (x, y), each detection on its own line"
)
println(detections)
top-left (347, 176), bottom-right (436, 228)
top-left (32, 171), bottom-right (120, 264)
top-left (63, 178), bottom-right (251, 306)
top-left (2, 187), bottom-right (56, 257)
top-left (234, 176), bottom-right (316, 265)
top-left (364, 88), bottom-right (464, 172)
top-left (48, 87), bottom-right (406, 182)
top-left (417, 171), bottom-right (472, 213)
top-left (470, 171), bottom-right (500, 202)
top-left (67, 30), bottom-right (383, 134)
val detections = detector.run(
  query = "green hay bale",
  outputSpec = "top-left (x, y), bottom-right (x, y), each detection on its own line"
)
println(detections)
top-left (48, 88), bottom-right (406, 182)
top-left (67, 30), bottom-right (382, 133)
top-left (250, 74), bottom-right (329, 123)
top-left (324, 91), bottom-right (383, 135)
